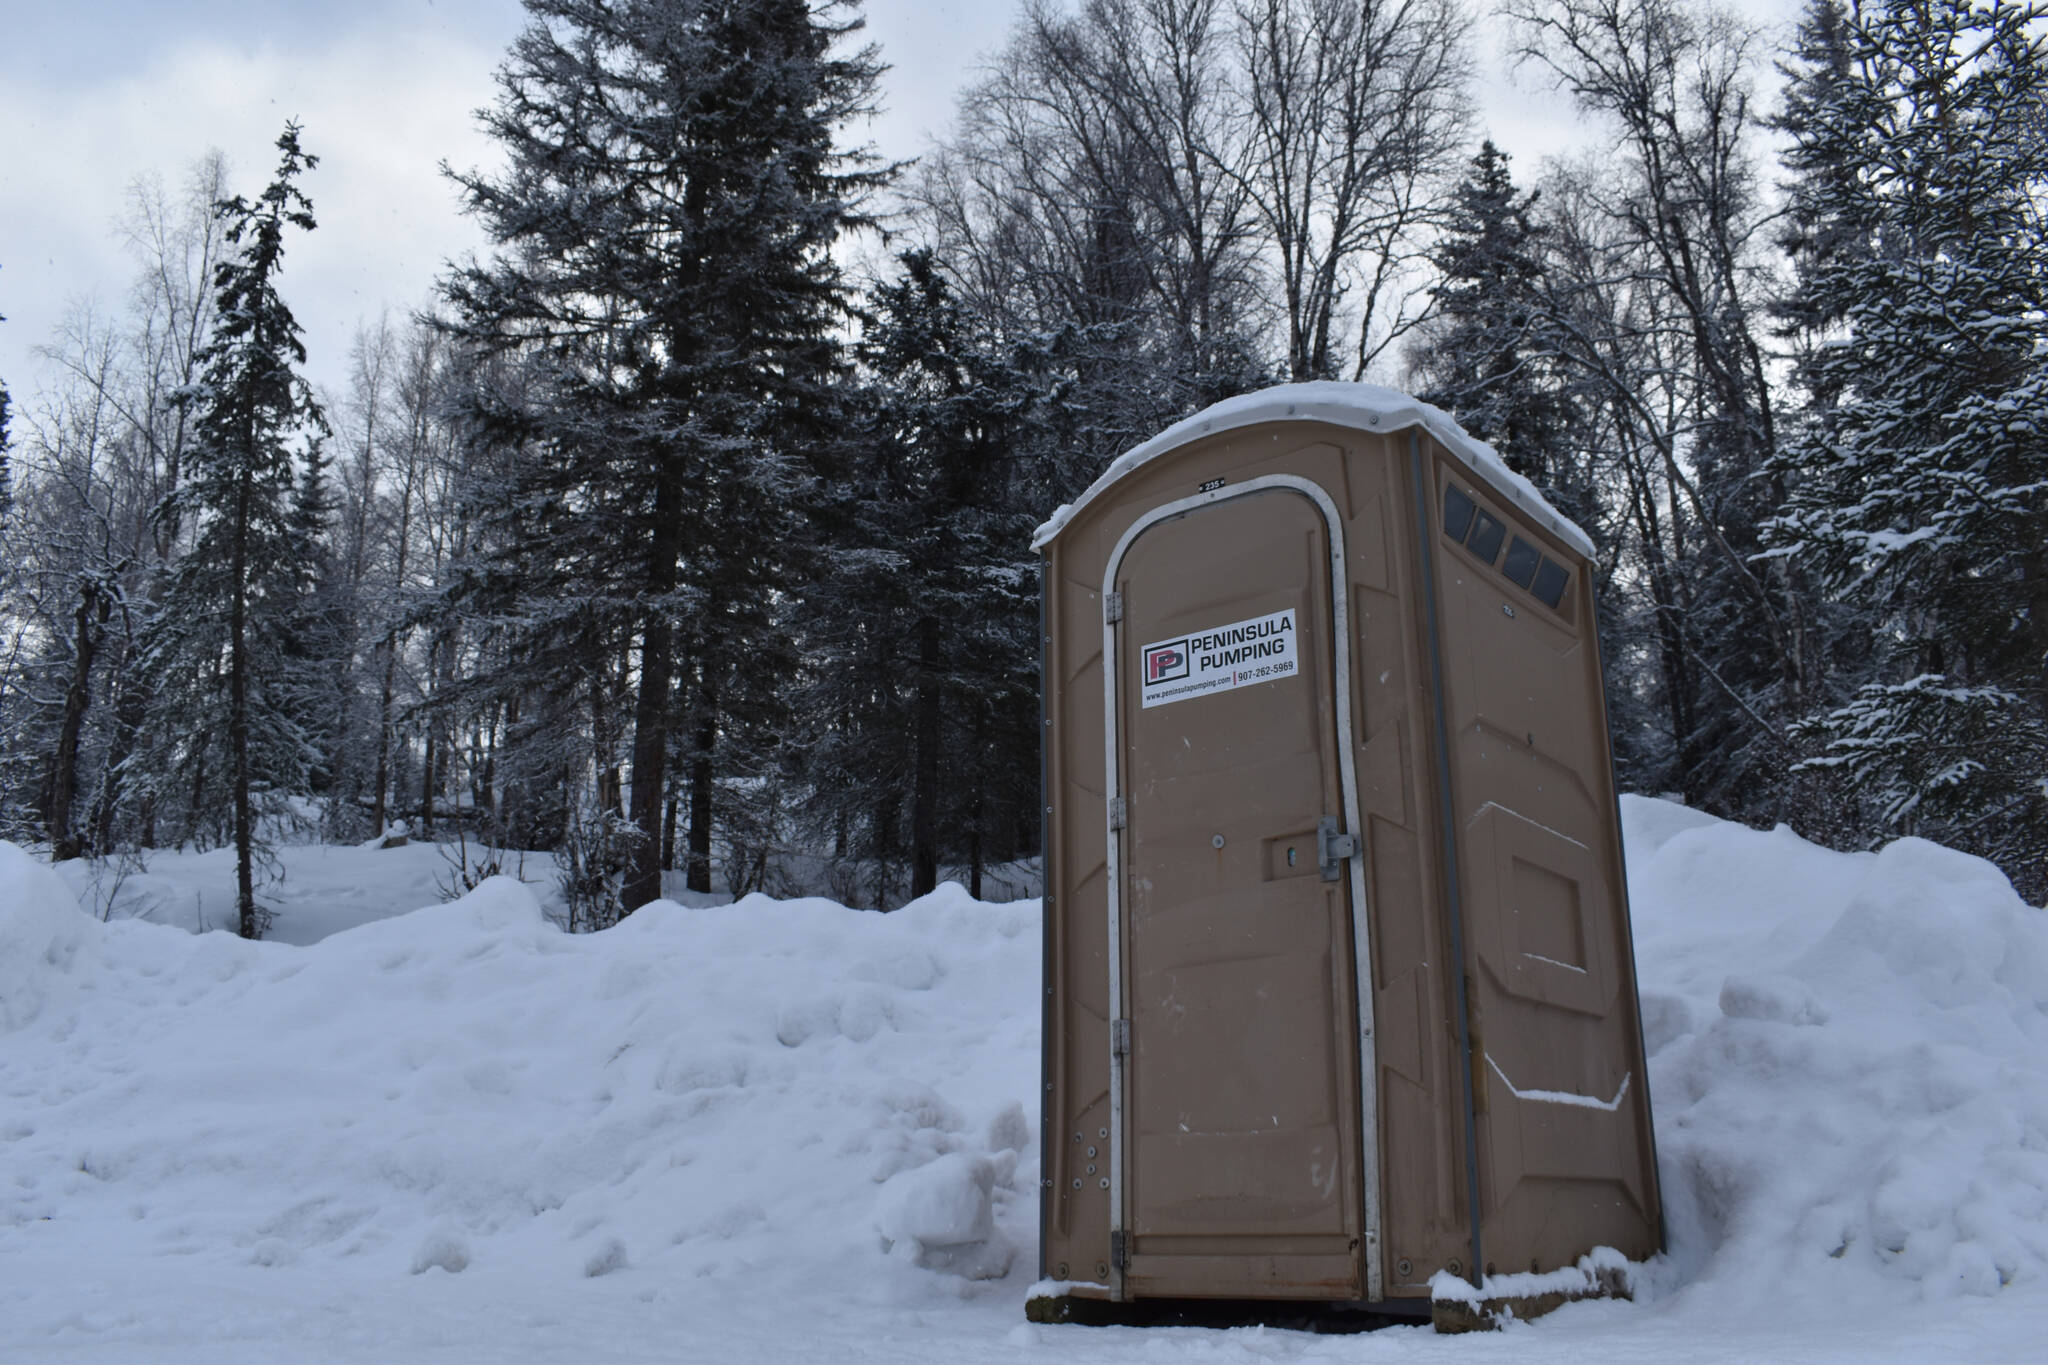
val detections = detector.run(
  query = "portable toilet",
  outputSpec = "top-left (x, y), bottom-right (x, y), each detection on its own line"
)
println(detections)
top-left (1031, 382), bottom-right (1660, 1317)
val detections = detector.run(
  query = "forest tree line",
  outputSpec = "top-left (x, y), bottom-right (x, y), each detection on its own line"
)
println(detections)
top-left (1, 0), bottom-right (2043, 933)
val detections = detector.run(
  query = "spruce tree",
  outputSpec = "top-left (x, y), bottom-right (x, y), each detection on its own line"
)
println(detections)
top-left (1764, 0), bottom-right (2048, 896)
top-left (1411, 142), bottom-right (1587, 523)
top-left (1770, 0), bottom-right (1864, 394)
top-left (442, 0), bottom-right (887, 913)
top-left (144, 123), bottom-right (328, 937)
top-left (279, 441), bottom-right (348, 802)
top-left (793, 249), bottom-right (1042, 904)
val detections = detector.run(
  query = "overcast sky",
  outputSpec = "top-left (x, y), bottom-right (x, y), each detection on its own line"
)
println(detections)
top-left (0, 0), bottom-right (1784, 407)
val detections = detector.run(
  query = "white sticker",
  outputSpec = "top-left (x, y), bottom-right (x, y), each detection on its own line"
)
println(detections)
top-left (1138, 609), bottom-right (1300, 709)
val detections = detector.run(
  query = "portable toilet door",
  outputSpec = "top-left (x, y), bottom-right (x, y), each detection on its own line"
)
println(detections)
top-left (1033, 382), bottom-right (1661, 1313)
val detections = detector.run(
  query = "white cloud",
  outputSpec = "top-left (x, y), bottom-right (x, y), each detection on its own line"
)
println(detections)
top-left (1, 27), bottom-right (505, 400)
top-left (0, 5), bottom-right (1019, 406)
top-left (0, 1), bottom-right (1788, 410)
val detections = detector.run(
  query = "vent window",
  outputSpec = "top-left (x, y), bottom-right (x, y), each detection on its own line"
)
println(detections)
top-left (1502, 536), bottom-right (1541, 589)
top-left (1532, 557), bottom-right (1570, 609)
top-left (1442, 485), bottom-right (1476, 543)
top-left (1467, 509), bottom-right (1506, 565)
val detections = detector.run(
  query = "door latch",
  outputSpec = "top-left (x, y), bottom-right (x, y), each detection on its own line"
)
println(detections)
top-left (1317, 816), bottom-right (1360, 882)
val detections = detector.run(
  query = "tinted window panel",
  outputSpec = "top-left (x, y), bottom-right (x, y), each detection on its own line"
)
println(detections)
top-left (1532, 557), bottom-right (1570, 609)
top-left (1467, 509), bottom-right (1506, 564)
top-left (1442, 485), bottom-right (1476, 543)
top-left (1502, 535), bottom-right (1541, 589)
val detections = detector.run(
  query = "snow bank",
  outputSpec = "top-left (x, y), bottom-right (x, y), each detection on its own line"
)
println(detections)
top-left (5, 814), bottom-right (2048, 1360)
top-left (0, 842), bottom-right (92, 1030)
top-left (0, 867), bottom-right (1042, 1361)
top-left (1626, 799), bottom-right (2048, 1307)
top-left (1030, 381), bottom-right (1596, 557)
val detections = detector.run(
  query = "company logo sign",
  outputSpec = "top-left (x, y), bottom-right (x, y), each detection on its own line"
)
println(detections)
top-left (1137, 609), bottom-right (1299, 709)
top-left (1144, 640), bottom-right (1189, 684)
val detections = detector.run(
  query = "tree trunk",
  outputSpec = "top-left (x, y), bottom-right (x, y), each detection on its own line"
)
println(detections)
top-left (185, 746), bottom-right (209, 851)
top-left (686, 669), bottom-right (717, 894)
top-left (500, 691), bottom-right (523, 843)
top-left (371, 636), bottom-right (398, 833)
top-left (872, 796), bottom-right (896, 912)
top-left (91, 640), bottom-right (148, 856)
top-left (968, 826), bottom-right (983, 901)
top-left (910, 616), bottom-right (942, 899)
top-left (624, 478), bottom-right (684, 909)
top-left (230, 468), bottom-right (257, 939)
top-left (662, 787), bottom-right (679, 871)
top-left (47, 588), bottom-right (106, 862)
top-left (421, 717), bottom-right (438, 838)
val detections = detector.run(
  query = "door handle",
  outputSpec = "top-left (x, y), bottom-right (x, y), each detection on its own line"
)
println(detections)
top-left (1317, 816), bottom-right (1360, 882)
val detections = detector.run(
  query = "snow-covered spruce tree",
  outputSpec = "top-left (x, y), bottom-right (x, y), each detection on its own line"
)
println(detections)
top-left (1763, 0), bottom-right (2048, 897)
top-left (1411, 142), bottom-right (1591, 527)
top-left (277, 438), bottom-right (348, 806)
top-left (141, 123), bottom-right (329, 938)
top-left (1407, 141), bottom-right (1684, 794)
top-left (442, 0), bottom-right (886, 914)
top-left (791, 249), bottom-right (1042, 906)
top-left (1770, 0), bottom-right (1865, 401)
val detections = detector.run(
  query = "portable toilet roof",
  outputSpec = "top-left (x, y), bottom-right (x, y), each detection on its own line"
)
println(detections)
top-left (1032, 382), bottom-right (1660, 1316)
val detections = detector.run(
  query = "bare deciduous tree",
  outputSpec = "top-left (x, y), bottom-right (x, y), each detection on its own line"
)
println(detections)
top-left (1230, 0), bottom-right (1471, 379)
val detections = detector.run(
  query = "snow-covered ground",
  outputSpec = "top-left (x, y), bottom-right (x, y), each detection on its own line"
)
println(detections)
top-left (4, 798), bottom-right (2048, 1362)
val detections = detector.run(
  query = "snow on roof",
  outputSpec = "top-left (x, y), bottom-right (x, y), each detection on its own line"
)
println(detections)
top-left (1030, 381), bottom-right (1596, 558)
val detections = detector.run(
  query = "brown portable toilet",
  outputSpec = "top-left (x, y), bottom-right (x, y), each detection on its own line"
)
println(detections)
top-left (1031, 382), bottom-right (1660, 1321)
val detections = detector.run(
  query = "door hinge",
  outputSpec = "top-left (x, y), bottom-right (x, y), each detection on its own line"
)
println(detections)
top-left (1108, 796), bottom-right (1127, 831)
top-left (1317, 815), bottom-right (1361, 882)
top-left (1111, 1017), bottom-right (1131, 1059)
top-left (1110, 1229), bottom-right (1128, 1271)
top-left (1104, 591), bottom-right (1124, 624)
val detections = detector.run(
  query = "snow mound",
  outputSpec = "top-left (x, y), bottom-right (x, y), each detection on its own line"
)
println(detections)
top-left (0, 841), bottom-right (92, 1030)
top-left (5, 815), bottom-right (2048, 1358)
top-left (1627, 801), bottom-right (2048, 1306)
top-left (0, 868), bottom-right (1039, 1360)
top-left (876, 1150), bottom-right (1015, 1280)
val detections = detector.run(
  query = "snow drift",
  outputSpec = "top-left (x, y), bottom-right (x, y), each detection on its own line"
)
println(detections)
top-left (3, 798), bottom-right (2048, 1360)
top-left (1631, 807), bottom-right (2048, 1306)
